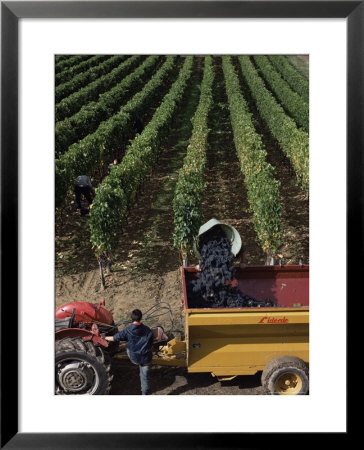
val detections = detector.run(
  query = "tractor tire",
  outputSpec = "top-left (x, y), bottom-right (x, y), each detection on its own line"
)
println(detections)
top-left (261, 356), bottom-right (309, 395)
top-left (55, 337), bottom-right (113, 395)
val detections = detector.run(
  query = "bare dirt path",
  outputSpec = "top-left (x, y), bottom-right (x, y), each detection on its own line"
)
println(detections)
top-left (202, 56), bottom-right (266, 265)
top-left (297, 55), bottom-right (309, 63)
top-left (287, 55), bottom-right (309, 79)
top-left (111, 57), bottom-right (204, 278)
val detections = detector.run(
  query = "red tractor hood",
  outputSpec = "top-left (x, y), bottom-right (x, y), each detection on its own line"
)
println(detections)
top-left (55, 300), bottom-right (114, 326)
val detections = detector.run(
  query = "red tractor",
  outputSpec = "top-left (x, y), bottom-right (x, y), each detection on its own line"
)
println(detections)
top-left (55, 299), bottom-right (118, 395)
top-left (55, 299), bottom-right (170, 395)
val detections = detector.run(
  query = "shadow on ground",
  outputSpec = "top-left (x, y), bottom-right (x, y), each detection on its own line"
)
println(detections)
top-left (110, 360), bottom-right (264, 395)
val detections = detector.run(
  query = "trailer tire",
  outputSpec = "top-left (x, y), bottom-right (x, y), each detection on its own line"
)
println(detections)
top-left (261, 356), bottom-right (309, 395)
top-left (55, 337), bottom-right (113, 395)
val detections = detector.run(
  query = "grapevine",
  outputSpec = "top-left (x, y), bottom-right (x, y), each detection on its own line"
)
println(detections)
top-left (173, 55), bottom-right (214, 256)
top-left (89, 56), bottom-right (194, 253)
top-left (223, 56), bottom-right (282, 255)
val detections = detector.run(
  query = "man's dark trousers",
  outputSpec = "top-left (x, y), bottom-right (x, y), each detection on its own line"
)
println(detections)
top-left (75, 186), bottom-right (93, 209)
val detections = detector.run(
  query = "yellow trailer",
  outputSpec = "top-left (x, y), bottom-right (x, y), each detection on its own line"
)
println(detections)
top-left (152, 264), bottom-right (309, 395)
top-left (55, 264), bottom-right (308, 394)
top-left (114, 264), bottom-right (309, 394)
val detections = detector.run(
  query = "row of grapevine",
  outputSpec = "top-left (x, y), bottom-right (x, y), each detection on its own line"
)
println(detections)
top-left (268, 55), bottom-right (309, 102)
top-left (238, 56), bottom-right (309, 192)
top-left (55, 55), bottom-right (145, 122)
top-left (55, 55), bottom-right (127, 104)
top-left (253, 55), bottom-right (309, 132)
top-left (172, 56), bottom-right (214, 257)
top-left (89, 56), bottom-right (194, 254)
top-left (55, 55), bottom-right (72, 64)
top-left (55, 55), bottom-right (161, 155)
top-left (55, 55), bottom-right (93, 74)
top-left (222, 56), bottom-right (282, 255)
top-left (55, 55), bottom-right (110, 85)
top-left (55, 56), bottom-right (179, 207)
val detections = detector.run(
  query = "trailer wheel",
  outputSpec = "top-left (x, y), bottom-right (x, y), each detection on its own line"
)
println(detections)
top-left (55, 337), bottom-right (113, 395)
top-left (261, 356), bottom-right (309, 395)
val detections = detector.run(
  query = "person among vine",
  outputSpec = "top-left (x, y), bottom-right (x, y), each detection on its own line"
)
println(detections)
top-left (107, 158), bottom-right (119, 174)
top-left (74, 175), bottom-right (95, 214)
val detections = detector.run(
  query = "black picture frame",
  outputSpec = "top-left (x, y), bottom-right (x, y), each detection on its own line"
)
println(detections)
top-left (1, 1), bottom-right (355, 448)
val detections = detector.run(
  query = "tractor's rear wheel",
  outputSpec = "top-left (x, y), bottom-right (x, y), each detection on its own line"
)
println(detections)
top-left (261, 356), bottom-right (309, 395)
top-left (55, 337), bottom-right (113, 395)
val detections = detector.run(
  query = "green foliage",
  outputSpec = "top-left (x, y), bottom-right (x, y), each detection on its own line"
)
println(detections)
top-left (173, 56), bottom-right (214, 254)
top-left (55, 54), bottom-right (147, 123)
top-left (238, 56), bottom-right (309, 193)
top-left (222, 56), bottom-right (282, 255)
top-left (88, 182), bottom-right (129, 253)
top-left (55, 55), bottom-right (126, 104)
top-left (268, 55), bottom-right (309, 102)
top-left (89, 56), bottom-right (194, 254)
top-left (55, 56), bottom-right (178, 208)
top-left (55, 55), bottom-right (110, 85)
top-left (55, 55), bottom-right (93, 74)
top-left (253, 55), bottom-right (309, 132)
top-left (55, 55), bottom-right (72, 64)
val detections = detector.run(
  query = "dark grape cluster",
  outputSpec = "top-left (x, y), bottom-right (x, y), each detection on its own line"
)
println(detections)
top-left (188, 227), bottom-right (274, 308)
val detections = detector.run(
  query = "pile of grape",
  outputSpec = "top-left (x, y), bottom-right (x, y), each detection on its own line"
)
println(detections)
top-left (187, 227), bottom-right (274, 308)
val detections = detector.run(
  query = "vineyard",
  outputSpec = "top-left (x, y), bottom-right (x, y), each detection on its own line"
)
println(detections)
top-left (55, 54), bottom-right (309, 394)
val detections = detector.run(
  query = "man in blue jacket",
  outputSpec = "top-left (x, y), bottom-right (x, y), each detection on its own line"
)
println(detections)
top-left (105, 309), bottom-right (154, 395)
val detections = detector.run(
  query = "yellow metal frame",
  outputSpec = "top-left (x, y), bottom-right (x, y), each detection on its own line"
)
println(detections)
top-left (184, 307), bottom-right (309, 376)
top-left (112, 338), bottom-right (187, 367)
top-left (152, 337), bottom-right (187, 367)
top-left (112, 308), bottom-right (309, 377)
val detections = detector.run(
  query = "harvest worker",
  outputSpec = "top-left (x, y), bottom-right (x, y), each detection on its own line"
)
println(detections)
top-left (194, 218), bottom-right (247, 271)
top-left (74, 175), bottom-right (95, 212)
top-left (105, 309), bottom-right (154, 395)
top-left (107, 158), bottom-right (119, 174)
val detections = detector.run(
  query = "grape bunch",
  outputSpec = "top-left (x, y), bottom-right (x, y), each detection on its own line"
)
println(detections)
top-left (188, 227), bottom-right (273, 308)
